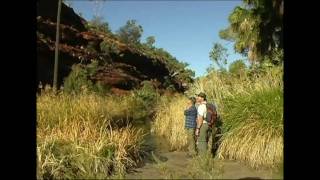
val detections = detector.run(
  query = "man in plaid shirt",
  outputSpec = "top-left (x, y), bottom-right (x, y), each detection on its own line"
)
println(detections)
top-left (184, 97), bottom-right (198, 157)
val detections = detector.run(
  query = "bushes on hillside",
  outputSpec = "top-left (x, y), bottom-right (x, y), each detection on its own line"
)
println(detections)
top-left (130, 81), bottom-right (160, 122)
top-left (63, 60), bottom-right (110, 95)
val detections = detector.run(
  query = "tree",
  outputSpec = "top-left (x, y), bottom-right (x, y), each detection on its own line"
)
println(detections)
top-left (229, 59), bottom-right (247, 75)
top-left (219, 0), bottom-right (283, 65)
top-left (209, 43), bottom-right (229, 69)
top-left (145, 36), bottom-right (155, 48)
top-left (206, 65), bottom-right (215, 74)
top-left (117, 20), bottom-right (143, 45)
top-left (88, 16), bottom-right (111, 34)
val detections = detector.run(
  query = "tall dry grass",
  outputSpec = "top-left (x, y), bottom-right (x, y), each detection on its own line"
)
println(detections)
top-left (151, 96), bottom-right (189, 151)
top-left (37, 89), bottom-right (146, 179)
top-left (187, 66), bottom-right (283, 107)
top-left (217, 120), bottom-right (283, 168)
top-left (152, 66), bottom-right (283, 169)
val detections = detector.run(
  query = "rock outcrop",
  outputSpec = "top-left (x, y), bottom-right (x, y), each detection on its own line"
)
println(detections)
top-left (37, 0), bottom-right (189, 94)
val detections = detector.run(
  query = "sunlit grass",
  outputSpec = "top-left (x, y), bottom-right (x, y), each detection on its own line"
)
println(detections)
top-left (37, 89), bottom-right (146, 179)
top-left (151, 96), bottom-right (189, 150)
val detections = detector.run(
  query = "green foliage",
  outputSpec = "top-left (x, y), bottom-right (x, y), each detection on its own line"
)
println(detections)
top-left (131, 81), bottom-right (160, 120)
top-left (117, 20), bottom-right (143, 45)
top-left (246, 59), bottom-right (282, 79)
top-left (219, 27), bottom-right (237, 42)
top-left (100, 40), bottom-right (121, 55)
top-left (219, 0), bottom-right (283, 64)
top-left (263, 48), bottom-right (283, 65)
top-left (86, 41), bottom-right (98, 54)
top-left (163, 76), bottom-right (175, 91)
top-left (206, 64), bottom-right (216, 74)
top-left (87, 16), bottom-right (111, 34)
top-left (209, 43), bottom-right (229, 69)
top-left (63, 64), bottom-right (94, 94)
top-left (135, 81), bottom-right (159, 107)
top-left (85, 17), bottom-right (195, 91)
top-left (228, 59), bottom-right (247, 76)
top-left (145, 36), bottom-right (156, 48)
top-left (92, 82), bottom-right (112, 96)
top-left (86, 60), bottom-right (99, 76)
top-left (222, 87), bottom-right (283, 133)
top-left (131, 43), bottom-right (195, 87)
top-left (63, 60), bottom-right (110, 94)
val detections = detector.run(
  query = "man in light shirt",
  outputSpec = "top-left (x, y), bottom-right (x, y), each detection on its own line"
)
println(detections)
top-left (195, 92), bottom-right (208, 155)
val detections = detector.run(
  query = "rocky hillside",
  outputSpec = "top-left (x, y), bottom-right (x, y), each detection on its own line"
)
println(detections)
top-left (37, 0), bottom-right (193, 94)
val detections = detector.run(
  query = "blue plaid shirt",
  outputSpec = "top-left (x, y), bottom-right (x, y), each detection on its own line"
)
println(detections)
top-left (184, 105), bottom-right (197, 129)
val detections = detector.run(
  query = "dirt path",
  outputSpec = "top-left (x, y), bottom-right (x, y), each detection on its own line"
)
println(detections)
top-left (125, 151), bottom-right (281, 179)
top-left (125, 151), bottom-right (191, 179)
top-left (126, 122), bottom-right (282, 179)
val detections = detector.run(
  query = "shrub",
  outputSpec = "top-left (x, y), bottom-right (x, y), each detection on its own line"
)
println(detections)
top-left (100, 40), bottom-right (121, 55)
top-left (130, 81), bottom-right (160, 121)
top-left (63, 64), bottom-right (94, 94)
top-left (63, 60), bottom-right (110, 95)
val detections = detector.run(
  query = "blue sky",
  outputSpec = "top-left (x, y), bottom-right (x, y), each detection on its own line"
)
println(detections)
top-left (69, 0), bottom-right (246, 77)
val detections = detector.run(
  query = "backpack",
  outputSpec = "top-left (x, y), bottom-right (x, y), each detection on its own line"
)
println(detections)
top-left (206, 103), bottom-right (218, 127)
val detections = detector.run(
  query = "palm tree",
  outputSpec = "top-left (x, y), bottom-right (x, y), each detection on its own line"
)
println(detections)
top-left (219, 0), bottom-right (283, 65)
